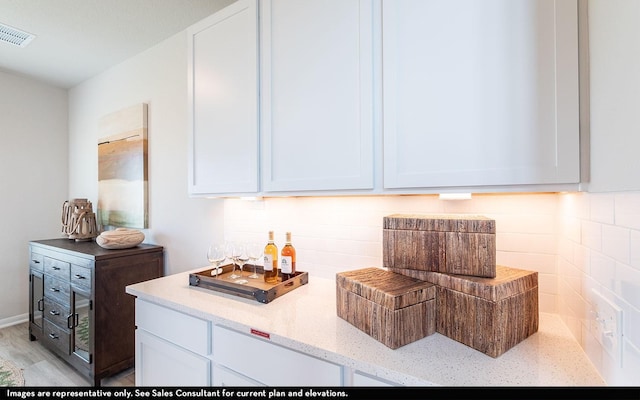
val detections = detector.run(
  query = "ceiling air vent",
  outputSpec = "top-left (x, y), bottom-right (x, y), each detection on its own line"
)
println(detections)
top-left (0, 22), bottom-right (35, 48)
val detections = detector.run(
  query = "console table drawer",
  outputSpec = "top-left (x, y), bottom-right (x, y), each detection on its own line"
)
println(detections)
top-left (44, 275), bottom-right (70, 306)
top-left (30, 252), bottom-right (44, 272)
top-left (44, 297), bottom-right (71, 329)
top-left (71, 264), bottom-right (92, 290)
top-left (44, 257), bottom-right (71, 280)
top-left (44, 319), bottom-right (71, 355)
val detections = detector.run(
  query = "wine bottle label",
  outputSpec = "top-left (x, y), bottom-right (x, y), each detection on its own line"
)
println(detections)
top-left (264, 254), bottom-right (274, 271)
top-left (281, 256), bottom-right (292, 274)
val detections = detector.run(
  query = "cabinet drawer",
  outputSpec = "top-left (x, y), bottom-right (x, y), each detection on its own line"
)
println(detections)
top-left (30, 251), bottom-right (44, 272)
top-left (213, 325), bottom-right (342, 386)
top-left (44, 320), bottom-right (71, 355)
top-left (44, 257), bottom-right (70, 281)
top-left (44, 275), bottom-right (70, 306)
top-left (43, 297), bottom-right (71, 329)
top-left (71, 264), bottom-right (92, 290)
top-left (135, 299), bottom-right (211, 356)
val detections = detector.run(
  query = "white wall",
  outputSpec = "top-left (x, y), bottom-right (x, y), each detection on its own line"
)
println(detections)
top-left (67, 33), bottom-right (225, 276)
top-left (0, 70), bottom-right (68, 325)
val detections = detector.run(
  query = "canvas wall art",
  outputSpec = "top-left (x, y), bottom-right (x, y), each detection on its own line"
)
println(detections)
top-left (97, 103), bottom-right (148, 229)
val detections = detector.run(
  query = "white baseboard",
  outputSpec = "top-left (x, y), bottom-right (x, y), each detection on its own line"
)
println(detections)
top-left (0, 313), bottom-right (29, 329)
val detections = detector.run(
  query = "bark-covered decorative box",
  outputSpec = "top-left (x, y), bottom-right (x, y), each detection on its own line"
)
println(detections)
top-left (383, 214), bottom-right (496, 278)
top-left (336, 267), bottom-right (436, 349)
top-left (389, 265), bottom-right (538, 358)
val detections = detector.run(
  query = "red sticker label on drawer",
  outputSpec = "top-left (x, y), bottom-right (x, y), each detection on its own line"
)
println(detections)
top-left (250, 328), bottom-right (270, 340)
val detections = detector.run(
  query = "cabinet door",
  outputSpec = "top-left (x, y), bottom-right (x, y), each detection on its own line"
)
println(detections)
top-left (261, 0), bottom-right (375, 193)
top-left (382, 0), bottom-right (580, 189)
top-left (71, 287), bottom-right (92, 366)
top-left (135, 329), bottom-right (211, 386)
top-left (188, 0), bottom-right (259, 196)
top-left (29, 270), bottom-right (44, 338)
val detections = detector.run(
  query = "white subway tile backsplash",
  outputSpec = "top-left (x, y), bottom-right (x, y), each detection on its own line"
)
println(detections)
top-left (602, 225), bottom-right (631, 264)
top-left (590, 193), bottom-right (615, 224)
top-left (493, 213), bottom-right (556, 235)
top-left (615, 193), bottom-right (640, 230)
top-left (581, 221), bottom-right (603, 251)
top-left (590, 252), bottom-right (617, 291)
top-left (615, 262), bottom-right (640, 310)
top-left (497, 232), bottom-right (556, 254)
top-left (496, 251), bottom-right (556, 274)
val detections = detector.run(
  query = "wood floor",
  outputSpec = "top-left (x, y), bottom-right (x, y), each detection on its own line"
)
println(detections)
top-left (0, 322), bottom-right (134, 387)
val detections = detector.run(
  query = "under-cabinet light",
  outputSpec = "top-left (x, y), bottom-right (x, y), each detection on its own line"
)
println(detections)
top-left (438, 193), bottom-right (472, 200)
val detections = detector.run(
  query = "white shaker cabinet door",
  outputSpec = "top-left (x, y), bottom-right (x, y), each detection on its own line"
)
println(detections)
top-left (187, 0), bottom-right (259, 196)
top-left (135, 329), bottom-right (211, 386)
top-left (261, 0), bottom-right (375, 193)
top-left (382, 0), bottom-right (580, 190)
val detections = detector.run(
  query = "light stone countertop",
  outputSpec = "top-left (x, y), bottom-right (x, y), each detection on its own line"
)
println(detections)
top-left (126, 268), bottom-right (605, 387)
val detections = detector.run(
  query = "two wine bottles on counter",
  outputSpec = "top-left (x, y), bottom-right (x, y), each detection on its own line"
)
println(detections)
top-left (263, 231), bottom-right (296, 283)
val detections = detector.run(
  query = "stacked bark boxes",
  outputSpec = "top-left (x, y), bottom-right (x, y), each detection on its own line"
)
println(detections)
top-left (336, 214), bottom-right (539, 358)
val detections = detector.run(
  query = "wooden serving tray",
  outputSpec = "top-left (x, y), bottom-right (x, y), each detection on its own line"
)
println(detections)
top-left (188, 264), bottom-right (308, 304)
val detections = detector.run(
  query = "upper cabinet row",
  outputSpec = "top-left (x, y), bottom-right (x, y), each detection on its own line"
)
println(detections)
top-left (187, 0), bottom-right (581, 197)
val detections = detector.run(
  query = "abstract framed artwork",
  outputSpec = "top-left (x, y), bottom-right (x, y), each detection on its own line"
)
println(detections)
top-left (97, 103), bottom-right (148, 229)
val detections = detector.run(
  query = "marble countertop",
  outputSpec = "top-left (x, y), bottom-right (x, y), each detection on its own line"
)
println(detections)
top-left (126, 268), bottom-right (605, 386)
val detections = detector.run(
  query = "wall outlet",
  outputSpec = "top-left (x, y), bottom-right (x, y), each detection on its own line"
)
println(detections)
top-left (591, 289), bottom-right (623, 367)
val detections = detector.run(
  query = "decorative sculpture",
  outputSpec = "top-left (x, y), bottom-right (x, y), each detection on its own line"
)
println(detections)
top-left (96, 228), bottom-right (145, 249)
top-left (61, 198), bottom-right (99, 241)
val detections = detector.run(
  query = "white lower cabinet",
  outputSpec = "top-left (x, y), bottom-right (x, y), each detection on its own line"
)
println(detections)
top-left (135, 298), bottom-right (403, 387)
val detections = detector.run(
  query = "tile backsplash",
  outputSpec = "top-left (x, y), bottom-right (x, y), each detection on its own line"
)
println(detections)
top-left (224, 191), bottom-right (639, 386)
top-left (558, 192), bottom-right (640, 386)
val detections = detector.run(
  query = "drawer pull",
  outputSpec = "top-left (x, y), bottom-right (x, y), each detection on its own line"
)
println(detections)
top-left (32, 259), bottom-right (41, 264)
top-left (52, 266), bottom-right (61, 270)
top-left (48, 333), bottom-right (59, 340)
top-left (49, 310), bottom-right (60, 316)
top-left (74, 274), bottom-right (86, 280)
top-left (49, 287), bottom-right (61, 293)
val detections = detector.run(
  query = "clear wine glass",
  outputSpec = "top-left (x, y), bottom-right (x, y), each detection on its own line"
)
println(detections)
top-left (234, 242), bottom-right (250, 285)
top-left (247, 242), bottom-right (262, 279)
top-left (207, 243), bottom-right (226, 278)
top-left (225, 241), bottom-right (241, 280)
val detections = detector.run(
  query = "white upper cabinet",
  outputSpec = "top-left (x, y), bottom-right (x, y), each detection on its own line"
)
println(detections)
top-left (187, 0), bottom-right (259, 196)
top-left (260, 0), bottom-right (375, 193)
top-left (382, 0), bottom-right (580, 190)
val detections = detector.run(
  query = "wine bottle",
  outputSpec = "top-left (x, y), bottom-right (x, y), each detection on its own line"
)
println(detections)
top-left (280, 232), bottom-right (296, 281)
top-left (263, 231), bottom-right (279, 284)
